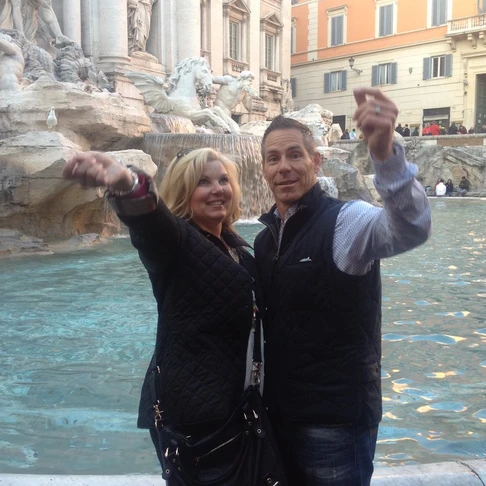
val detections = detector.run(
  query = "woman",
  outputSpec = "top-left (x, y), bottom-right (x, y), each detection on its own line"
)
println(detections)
top-left (445, 178), bottom-right (454, 196)
top-left (62, 148), bottom-right (263, 483)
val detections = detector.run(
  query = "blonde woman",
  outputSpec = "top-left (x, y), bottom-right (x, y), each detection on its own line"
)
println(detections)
top-left (62, 148), bottom-right (266, 484)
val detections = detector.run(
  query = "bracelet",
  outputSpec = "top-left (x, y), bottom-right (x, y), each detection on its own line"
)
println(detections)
top-left (107, 167), bottom-right (139, 197)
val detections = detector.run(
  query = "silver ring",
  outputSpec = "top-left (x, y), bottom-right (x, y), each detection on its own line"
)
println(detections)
top-left (374, 104), bottom-right (381, 115)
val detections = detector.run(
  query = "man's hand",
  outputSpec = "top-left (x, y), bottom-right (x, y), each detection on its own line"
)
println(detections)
top-left (353, 87), bottom-right (398, 162)
top-left (62, 152), bottom-right (133, 192)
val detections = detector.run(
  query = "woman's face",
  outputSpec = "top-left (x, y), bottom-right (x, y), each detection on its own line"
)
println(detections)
top-left (190, 159), bottom-right (233, 234)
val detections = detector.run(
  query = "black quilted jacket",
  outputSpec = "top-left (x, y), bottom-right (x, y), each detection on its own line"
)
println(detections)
top-left (255, 184), bottom-right (383, 426)
top-left (117, 199), bottom-right (258, 429)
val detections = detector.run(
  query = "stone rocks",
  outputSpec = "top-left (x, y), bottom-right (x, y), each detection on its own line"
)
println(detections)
top-left (0, 228), bottom-right (51, 257)
top-left (0, 131), bottom-right (156, 238)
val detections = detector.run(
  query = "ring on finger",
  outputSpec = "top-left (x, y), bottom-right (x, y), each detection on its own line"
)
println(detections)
top-left (374, 104), bottom-right (381, 115)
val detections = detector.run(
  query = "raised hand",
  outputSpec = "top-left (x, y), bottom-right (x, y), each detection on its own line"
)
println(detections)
top-left (353, 87), bottom-right (399, 162)
top-left (62, 152), bottom-right (134, 193)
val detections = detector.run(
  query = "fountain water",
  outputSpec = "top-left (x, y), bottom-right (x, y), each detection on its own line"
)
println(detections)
top-left (142, 133), bottom-right (274, 219)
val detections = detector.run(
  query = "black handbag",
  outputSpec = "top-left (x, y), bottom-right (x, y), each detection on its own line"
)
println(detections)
top-left (153, 294), bottom-right (287, 486)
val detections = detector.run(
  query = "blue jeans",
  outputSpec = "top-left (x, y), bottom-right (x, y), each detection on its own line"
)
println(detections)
top-left (272, 418), bottom-right (378, 486)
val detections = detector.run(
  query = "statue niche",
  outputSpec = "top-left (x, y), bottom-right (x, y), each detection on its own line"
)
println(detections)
top-left (127, 0), bottom-right (157, 56)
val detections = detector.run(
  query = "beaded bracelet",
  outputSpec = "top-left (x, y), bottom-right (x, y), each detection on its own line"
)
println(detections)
top-left (107, 166), bottom-right (140, 197)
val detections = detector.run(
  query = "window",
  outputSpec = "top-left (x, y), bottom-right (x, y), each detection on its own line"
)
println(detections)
top-left (330, 15), bottom-right (344, 46)
top-left (371, 62), bottom-right (398, 86)
top-left (265, 34), bottom-right (275, 71)
top-left (290, 78), bottom-right (297, 98)
top-left (324, 71), bottom-right (347, 93)
top-left (481, 0), bottom-right (486, 13)
top-left (229, 21), bottom-right (240, 60)
top-left (431, 0), bottom-right (448, 26)
top-left (423, 54), bottom-right (452, 79)
top-left (379, 4), bottom-right (394, 36)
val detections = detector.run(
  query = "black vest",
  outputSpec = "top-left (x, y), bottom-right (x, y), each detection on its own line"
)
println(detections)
top-left (255, 184), bottom-right (382, 426)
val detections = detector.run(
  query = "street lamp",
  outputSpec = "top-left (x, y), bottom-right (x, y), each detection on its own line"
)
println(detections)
top-left (349, 57), bottom-right (362, 75)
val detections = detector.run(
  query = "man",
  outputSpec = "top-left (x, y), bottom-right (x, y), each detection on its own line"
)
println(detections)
top-left (429, 120), bottom-right (440, 136)
top-left (403, 124), bottom-right (410, 137)
top-left (341, 128), bottom-right (350, 139)
top-left (395, 122), bottom-right (403, 135)
top-left (349, 128), bottom-right (357, 139)
top-left (448, 122), bottom-right (458, 135)
top-left (435, 179), bottom-right (446, 196)
top-left (255, 87), bottom-right (431, 486)
top-left (457, 176), bottom-right (471, 196)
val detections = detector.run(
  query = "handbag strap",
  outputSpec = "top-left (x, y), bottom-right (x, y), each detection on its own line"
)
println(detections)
top-left (250, 291), bottom-right (263, 387)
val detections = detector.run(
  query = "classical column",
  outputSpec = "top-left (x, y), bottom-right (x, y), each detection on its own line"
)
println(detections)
top-left (63, 0), bottom-right (82, 45)
top-left (81, 0), bottom-right (94, 57)
top-left (176, 0), bottom-right (200, 60)
top-left (201, 0), bottom-right (208, 56)
top-left (97, 0), bottom-right (130, 71)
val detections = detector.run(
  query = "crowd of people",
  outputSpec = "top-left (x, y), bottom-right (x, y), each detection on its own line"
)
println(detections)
top-left (62, 87), bottom-right (431, 486)
top-left (427, 176), bottom-right (471, 196)
top-left (394, 120), bottom-right (483, 137)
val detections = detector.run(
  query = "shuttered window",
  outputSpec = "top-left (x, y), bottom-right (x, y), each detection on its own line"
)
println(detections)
top-left (371, 63), bottom-right (398, 86)
top-left (431, 0), bottom-right (447, 26)
top-left (423, 54), bottom-right (452, 79)
top-left (379, 4), bottom-right (394, 36)
top-left (331, 15), bottom-right (344, 46)
top-left (324, 71), bottom-right (347, 93)
top-left (290, 78), bottom-right (296, 98)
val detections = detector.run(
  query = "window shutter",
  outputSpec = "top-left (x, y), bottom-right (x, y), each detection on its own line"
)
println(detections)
top-left (391, 62), bottom-right (398, 84)
top-left (290, 78), bottom-right (296, 98)
top-left (379, 6), bottom-right (385, 36)
top-left (341, 70), bottom-right (347, 91)
top-left (423, 57), bottom-right (431, 80)
top-left (439, 0), bottom-right (447, 25)
top-left (444, 54), bottom-right (453, 77)
top-left (432, 0), bottom-right (438, 26)
top-left (324, 73), bottom-right (330, 93)
top-left (371, 65), bottom-right (379, 86)
top-left (336, 16), bottom-right (344, 45)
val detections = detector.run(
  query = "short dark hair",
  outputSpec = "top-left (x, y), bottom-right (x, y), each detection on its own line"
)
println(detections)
top-left (261, 115), bottom-right (316, 160)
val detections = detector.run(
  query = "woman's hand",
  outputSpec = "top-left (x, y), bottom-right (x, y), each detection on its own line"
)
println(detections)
top-left (62, 152), bottom-right (134, 192)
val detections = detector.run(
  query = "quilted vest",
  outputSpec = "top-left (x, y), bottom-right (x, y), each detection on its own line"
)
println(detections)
top-left (126, 210), bottom-right (257, 430)
top-left (255, 184), bottom-right (382, 426)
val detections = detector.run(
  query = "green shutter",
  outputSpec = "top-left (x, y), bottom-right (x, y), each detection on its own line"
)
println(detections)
top-left (324, 73), bottom-right (330, 93)
top-left (391, 62), bottom-right (398, 84)
top-left (372, 65), bottom-right (379, 86)
top-left (444, 54), bottom-right (453, 77)
top-left (341, 71), bottom-right (347, 91)
top-left (423, 57), bottom-right (431, 80)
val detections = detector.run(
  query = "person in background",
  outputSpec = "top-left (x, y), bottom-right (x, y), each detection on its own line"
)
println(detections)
top-left (459, 124), bottom-right (468, 134)
top-left (435, 179), bottom-right (446, 196)
top-left (433, 177), bottom-right (441, 192)
top-left (422, 123), bottom-right (432, 136)
top-left (403, 124), bottom-right (410, 137)
top-left (457, 176), bottom-right (471, 196)
top-left (255, 87), bottom-right (431, 486)
top-left (445, 179), bottom-right (454, 196)
top-left (468, 127), bottom-right (475, 134)
top-left (412, 126), bottom-right (420, 136)
top-left (429, 121), bottom-right (440, 136)
top-left (395, 122), bottom-right (404, 135)
top-left (448, 122), bottom-right (458, 135)
top-left (62, 148), bottom-right (264, 484)
top-left (349, 128), bottom-right (357, 140)
top-left (341, 128), bottom-right (350, 140)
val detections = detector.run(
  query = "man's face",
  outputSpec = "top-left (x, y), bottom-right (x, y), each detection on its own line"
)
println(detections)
top-left (262, 128), bottom-right (320, 214)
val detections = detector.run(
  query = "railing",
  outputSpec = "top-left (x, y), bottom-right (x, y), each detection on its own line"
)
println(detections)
top-left (447, 14), bottom-right (486, 35)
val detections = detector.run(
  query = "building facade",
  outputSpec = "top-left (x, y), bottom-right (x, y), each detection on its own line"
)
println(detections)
top-left (50, 0), bottom-right (291, 121)
top-left (291, 0), bottom-right (486, 133)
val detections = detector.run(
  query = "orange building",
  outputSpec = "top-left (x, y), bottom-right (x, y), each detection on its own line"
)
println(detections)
top-left (291, 0), bottom-right (486, 134)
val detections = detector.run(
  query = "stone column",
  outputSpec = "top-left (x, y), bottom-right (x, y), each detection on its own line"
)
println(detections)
top-left (176, 0), bottom-right (200, 60)
top-left (63, 0), bottom-right (82, 45)
top-left (97, 0), bottom-right (130, 72)
top-left (81, 0), bottom-right (94, 57)
top-left (201, 0), bottom-right (209, 59)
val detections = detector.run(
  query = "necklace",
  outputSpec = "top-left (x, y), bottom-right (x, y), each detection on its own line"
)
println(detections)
top-left (221, 237), bottom-right (239, 263)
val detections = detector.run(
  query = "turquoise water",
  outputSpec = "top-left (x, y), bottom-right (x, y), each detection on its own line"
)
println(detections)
top-left (0, 199), bottom-right (485, 474)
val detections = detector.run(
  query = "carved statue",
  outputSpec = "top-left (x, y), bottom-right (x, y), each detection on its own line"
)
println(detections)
top-left (0, 0), bottom-right (71, 47)
top-left (211, 71), bottom-right (260, 132)
top-left (125, 57), bottom-right (234, 132)
top-left (127, 0), bottom-right (157, 55)
top-left (0, 31), bottom-right (24, 90)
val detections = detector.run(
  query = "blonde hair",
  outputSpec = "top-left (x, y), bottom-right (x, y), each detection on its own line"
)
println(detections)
top-left (160, 148), bottom-right (241, 229)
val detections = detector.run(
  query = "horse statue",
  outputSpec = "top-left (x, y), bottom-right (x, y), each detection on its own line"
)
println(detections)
top-left (125, 57), bottom-right (233, 132)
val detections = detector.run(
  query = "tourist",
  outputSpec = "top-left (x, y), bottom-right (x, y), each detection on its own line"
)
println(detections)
top-left (459, 124), bottom-right (467, 134)
top-left (341, 128), bottom-right (350, 139)
top-left (255, 87), bottom-right (431, 486)
top-left (422, 123), bottom-right (432, 136)
top-left (448, 122), bottom-right (458, 135)
top-left (435, 179), bottom-right (446, 196)
top-left (457, 175), bottom-right (471, 196)
top-left (403, 124), bottom-right (411, 137)
top-left (62, 149), bottom-right (273, 484)
top-left (433, 177), bottom-right (441, 192)
top-left (468, 127), bottom-right (475, 134)
top-left (395, 122), bottom-right (404, 135)
top-left (445, 178), bottom-right (454, 196)
top-left (412, 126), bottom-right (419, 136)
top-left (429, 121), bottom-right (440, 136)
top-left (350, 128), bottom-right (357, 139)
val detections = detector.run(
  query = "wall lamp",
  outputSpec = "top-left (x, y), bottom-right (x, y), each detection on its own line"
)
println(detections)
top-left (348, 57), bottom-right (362, 75)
